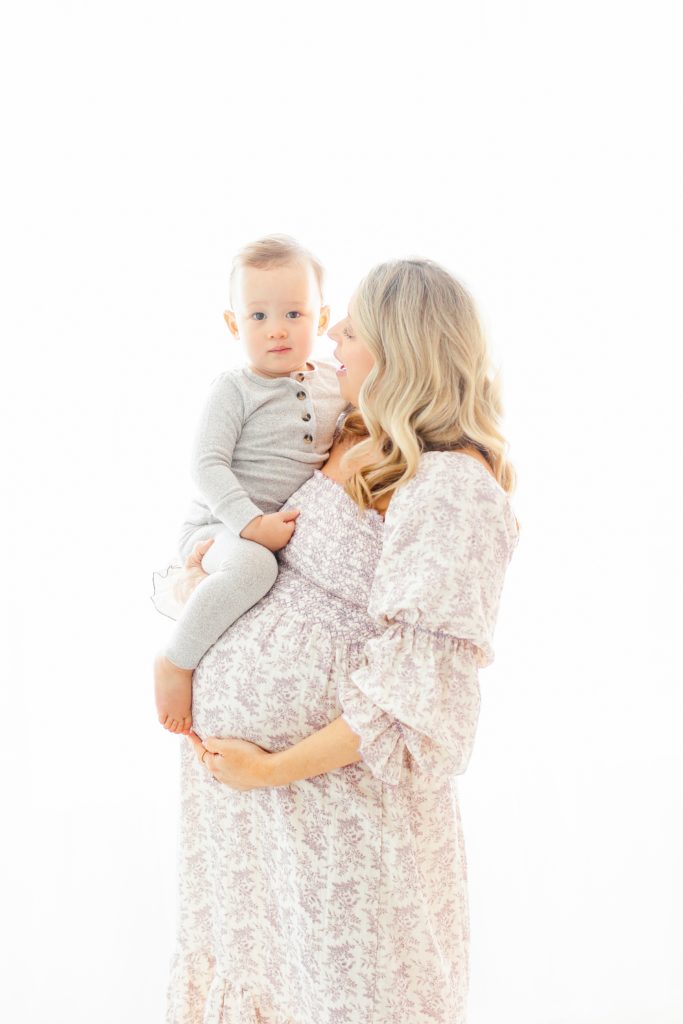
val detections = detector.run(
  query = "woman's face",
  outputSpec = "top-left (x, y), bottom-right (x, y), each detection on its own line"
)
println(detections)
top-left (327, 293), bottom-right (376, 407)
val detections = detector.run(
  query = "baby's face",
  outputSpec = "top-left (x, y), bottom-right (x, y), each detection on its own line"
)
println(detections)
top-left (225, 262), bottom-right (329, 378)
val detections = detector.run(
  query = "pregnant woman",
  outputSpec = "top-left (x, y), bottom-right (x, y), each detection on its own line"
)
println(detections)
top-left (166, 257), bottom-right (519, 1024)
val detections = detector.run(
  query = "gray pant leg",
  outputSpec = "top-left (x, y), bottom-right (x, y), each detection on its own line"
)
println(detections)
top-left (164, 526), bottom-right (278, 670)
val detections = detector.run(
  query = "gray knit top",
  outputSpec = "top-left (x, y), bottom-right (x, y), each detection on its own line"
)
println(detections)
top-left (179, 357), bottom-right (351, 543)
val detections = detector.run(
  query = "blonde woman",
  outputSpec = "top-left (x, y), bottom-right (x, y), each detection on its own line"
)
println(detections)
top-left (166, 257), bottom-right (520, 1024)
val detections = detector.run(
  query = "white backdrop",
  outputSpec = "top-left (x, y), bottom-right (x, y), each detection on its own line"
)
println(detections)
top-left (1, 2), bottom-right (681, 1022)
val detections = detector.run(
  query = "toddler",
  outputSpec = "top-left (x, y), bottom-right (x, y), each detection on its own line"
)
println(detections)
top-left (152, 234), bottom-right (350, 734)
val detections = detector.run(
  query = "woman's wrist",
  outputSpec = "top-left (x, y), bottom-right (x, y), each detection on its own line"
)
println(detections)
top-left (265, 749), bottom-right (289, 788)
top-left (264, 716), bottom-right (363, 788)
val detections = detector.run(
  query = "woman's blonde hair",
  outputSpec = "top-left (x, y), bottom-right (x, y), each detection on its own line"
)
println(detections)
top-left (337, 257), bottom-right (516, 516)
top-left (229, 234), bottom-right (326, 306)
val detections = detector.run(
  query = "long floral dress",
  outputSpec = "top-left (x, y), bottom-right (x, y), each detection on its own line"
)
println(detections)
top-left (165, 450), bottom-right (519, 1024)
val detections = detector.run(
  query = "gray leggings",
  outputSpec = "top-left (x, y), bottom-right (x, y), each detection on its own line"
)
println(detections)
top-left (164, 525), bottom-right (279, 670)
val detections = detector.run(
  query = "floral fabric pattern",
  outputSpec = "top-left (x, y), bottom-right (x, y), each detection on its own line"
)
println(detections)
top-left (166, 452), bottom-right (519, 1024)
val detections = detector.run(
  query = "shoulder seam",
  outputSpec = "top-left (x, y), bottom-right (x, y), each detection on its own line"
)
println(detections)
top-left (208, 368), bottom-right (247, 418)
top-left (386, 453), bottom-right (508, 525)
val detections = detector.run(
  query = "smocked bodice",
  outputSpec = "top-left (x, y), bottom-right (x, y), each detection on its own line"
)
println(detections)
top-left (276, 469), bottom-right (385, 610)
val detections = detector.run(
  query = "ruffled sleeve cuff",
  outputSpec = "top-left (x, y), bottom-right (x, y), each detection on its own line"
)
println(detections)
top-left (341, 701), bottom-right (407, 786)
top-left (338, 621), bottom-right (482, 786)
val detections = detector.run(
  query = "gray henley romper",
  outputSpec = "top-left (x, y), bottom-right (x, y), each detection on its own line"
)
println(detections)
top-left (154, 357), bottom-right (350, 669)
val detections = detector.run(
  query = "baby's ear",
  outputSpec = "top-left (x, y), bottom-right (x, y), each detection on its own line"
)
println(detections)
top-left (318, 304), bottom-right (331, 333)
top-left (224, 310), bottom-right (239, 337)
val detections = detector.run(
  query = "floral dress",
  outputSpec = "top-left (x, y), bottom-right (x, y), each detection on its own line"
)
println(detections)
top-left (165, 450), bottom-right (519, 1024)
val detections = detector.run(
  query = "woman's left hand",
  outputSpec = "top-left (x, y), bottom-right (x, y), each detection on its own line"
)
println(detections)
top-left (185, 729), bottom-right (274, 791)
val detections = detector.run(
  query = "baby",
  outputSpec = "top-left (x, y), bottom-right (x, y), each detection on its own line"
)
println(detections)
top-left (152, 234), bottom-right (350, 734)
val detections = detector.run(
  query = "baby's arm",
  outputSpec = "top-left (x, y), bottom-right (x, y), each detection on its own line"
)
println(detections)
top-left (191, 373), bottom-right (265, 537)
top-left (192, 374), bottom-right (301, 550)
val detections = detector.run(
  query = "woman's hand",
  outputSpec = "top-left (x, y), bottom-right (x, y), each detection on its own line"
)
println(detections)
top-left (183, 536), bottom-right (215, 585)
top-left (185, 729), bottom-right (275, 791)
top-left (185, 537), bottom-right (214, 572)
top-left (171, 538), bottom-right (215, 607)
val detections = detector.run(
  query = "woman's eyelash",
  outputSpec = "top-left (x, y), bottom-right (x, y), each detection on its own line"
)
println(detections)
top-left (342, 327), bottom-right (353, 338)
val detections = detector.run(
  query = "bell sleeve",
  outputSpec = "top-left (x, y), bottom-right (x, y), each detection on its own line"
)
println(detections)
top-left (338, 456), bottom-right (518, 786)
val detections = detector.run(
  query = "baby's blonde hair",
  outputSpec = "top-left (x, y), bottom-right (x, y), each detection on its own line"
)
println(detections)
top-left (229, 234), bottom-right (326, 306)
top-left (337, 257), bottom-right (517, 516)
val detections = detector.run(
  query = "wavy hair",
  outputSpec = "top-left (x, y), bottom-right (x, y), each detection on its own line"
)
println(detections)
top-left (336, 257), bottom-right (516, 516)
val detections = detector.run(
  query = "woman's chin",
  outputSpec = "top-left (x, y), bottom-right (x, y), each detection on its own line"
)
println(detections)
top-left (336, 379), bottom-right (354, 403)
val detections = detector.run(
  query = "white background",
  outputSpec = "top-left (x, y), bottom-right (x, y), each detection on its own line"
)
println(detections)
top-left (1, 2), bottom-right (681, 1022)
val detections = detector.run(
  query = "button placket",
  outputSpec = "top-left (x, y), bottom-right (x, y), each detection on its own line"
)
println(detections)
top-left (294, 383), bottom-right (314, 443)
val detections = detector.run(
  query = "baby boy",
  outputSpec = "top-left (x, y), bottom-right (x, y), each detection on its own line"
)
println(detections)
top-left (152, 234), bottom-right (350, 734)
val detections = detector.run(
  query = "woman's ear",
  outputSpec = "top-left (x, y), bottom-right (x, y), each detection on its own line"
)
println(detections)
top-left (317, 305), bottom-right (331, 334)
top-left (224, 310), bottom-right (239, 337)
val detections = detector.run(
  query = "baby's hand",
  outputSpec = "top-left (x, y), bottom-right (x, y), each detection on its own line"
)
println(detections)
top-left (240, 509), bottom-right (300, 552)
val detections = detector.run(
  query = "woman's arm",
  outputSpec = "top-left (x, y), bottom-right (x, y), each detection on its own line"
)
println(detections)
top-left (267, 715), bottom-right (363, 786)
top-left (186, 717), bottom-right (363, 791)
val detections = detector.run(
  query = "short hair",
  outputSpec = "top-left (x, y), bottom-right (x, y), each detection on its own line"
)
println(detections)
top-left (229, 234), bottom-right (326, 306)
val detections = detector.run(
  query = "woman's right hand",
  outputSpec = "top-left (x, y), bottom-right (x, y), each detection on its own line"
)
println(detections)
top-left (185, 537), bottom-right (214, 574)
top-left (240, 509), bottom-right (300, 552)
top-left (172, 537), bottom-right (215, 606)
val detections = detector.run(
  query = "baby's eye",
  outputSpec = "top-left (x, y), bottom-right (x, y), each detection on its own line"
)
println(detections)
top-left (342, 326), bottom-right (354, 339)
top-left (285, 311), bottom-right (301, 319)
top-left (251, 312), bottom-right (266, 320)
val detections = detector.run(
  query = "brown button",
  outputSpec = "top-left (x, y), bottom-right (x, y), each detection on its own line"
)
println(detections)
top-left (296, 390), bottom-right (306, 400)
top-left (303, 434), bottom-right (313, 443)
top-left (302, 412), bottom-right (311, 421)
top-left (296, 373), bottom-right (305, 380)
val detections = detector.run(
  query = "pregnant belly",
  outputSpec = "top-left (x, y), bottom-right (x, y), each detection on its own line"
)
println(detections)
top-left (189, 568), bottom-right (378, 751)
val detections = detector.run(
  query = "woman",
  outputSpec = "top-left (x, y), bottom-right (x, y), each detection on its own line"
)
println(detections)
top-left (166, 257), bottom-right (519, 1024)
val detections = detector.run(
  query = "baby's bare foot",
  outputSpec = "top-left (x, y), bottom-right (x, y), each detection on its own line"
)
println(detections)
top-left (154, 654), bottom-right (193, 734)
